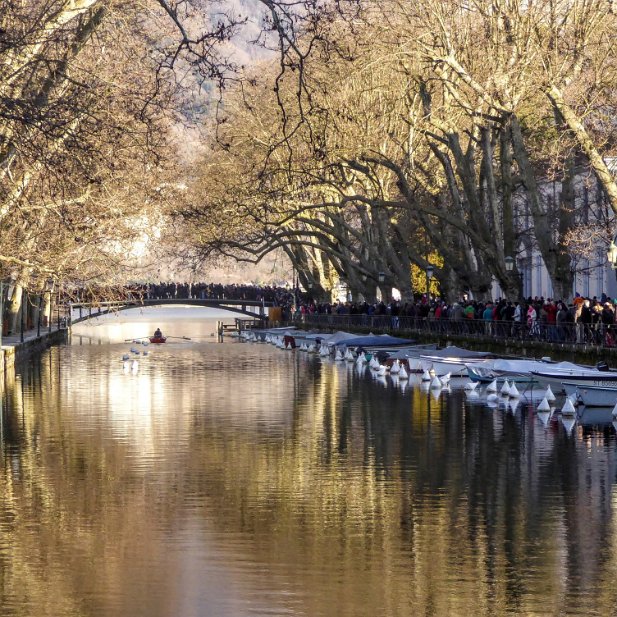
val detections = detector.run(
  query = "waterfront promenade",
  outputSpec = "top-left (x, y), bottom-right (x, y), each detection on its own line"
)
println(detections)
top-left (0, 323), bottom-right (66, 371)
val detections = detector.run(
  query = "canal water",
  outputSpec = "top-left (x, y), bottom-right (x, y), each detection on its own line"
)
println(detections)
top-left (1, 309), bottom-right (617, 616)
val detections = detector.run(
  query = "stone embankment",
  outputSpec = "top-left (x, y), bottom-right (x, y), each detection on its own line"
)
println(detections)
top-left (0, 326), bottom-right (68, 375)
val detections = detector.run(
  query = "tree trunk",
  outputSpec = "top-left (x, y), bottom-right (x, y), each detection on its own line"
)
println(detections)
top-left (7, 284), bottom-right (23, 335)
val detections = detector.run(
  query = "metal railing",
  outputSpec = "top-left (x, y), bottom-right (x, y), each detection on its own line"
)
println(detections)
top-left (283, 314), bottom-right (617, 348)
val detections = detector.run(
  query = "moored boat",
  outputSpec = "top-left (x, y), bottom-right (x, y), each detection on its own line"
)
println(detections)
top-left (466, 358), bottom-right (580, 384)
top-left (420, 346), bottom-right (496, 377)
top-left (562, 382), bottom-right (617, 407)
top-left (531, 364), bottom-right (617, 391)
top-left (385, 344), bottom-right (439, 372)
top-left (333, 334), bottom-right (416, 352)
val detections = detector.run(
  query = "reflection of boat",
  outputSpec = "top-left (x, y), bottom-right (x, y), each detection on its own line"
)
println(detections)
top-left (577, 406), bottom-right (615, 426)
top-left (149, 336), bottom-right (167, 344)
top-left (562, 382), bottom-right (617, 407)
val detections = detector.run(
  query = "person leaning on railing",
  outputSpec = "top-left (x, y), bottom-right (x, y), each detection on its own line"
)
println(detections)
top-left (601, 302), bottom-right (616, 347)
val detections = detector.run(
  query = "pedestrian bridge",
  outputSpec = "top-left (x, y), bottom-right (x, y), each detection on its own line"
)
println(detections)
top-left (69, 298), bottom-right (272, 325)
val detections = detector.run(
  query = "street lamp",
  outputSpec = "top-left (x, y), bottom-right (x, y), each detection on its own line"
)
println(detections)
top-left (505, 255), bottom-right (524, 297)
top-left (607, 237), bottom-right (617, 269)
top-left (425, 264), bottom-right (434, 297)
top-left (45, 278), bottom-right (54, 333)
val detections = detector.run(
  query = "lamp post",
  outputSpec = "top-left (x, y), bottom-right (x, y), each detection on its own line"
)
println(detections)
top-left (505, 256), bottom-right (523, 297)
top-left (37, 287), bottom-right (42, 338)
top-left (377, 272), bottom-right (385, 302)
top-left (46, 278), bottom-right (54, 333)
top-left (425, 264), bottom-right (434, 298)
top-left (607, 237), bottom-right (617, 269)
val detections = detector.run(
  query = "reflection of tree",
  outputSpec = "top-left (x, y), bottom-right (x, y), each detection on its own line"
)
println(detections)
top-left (1, 347), bottom-right (617, 616)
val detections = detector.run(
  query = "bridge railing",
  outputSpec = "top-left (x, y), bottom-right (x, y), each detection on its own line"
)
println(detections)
top-left (66, 298), bottom-right (273, 324)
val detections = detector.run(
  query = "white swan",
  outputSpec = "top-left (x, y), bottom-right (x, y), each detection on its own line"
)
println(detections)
top-left (500, 380), bottom-right (511, 396)
top-left (399, 365), bottom-right (409, 380)
top-left (537, 397), bottom-right (551, 412)
top-left (421, 369), bottom-right (432, 382)
top-left (508, 384), bottom-right (520, 398)
top-left (544, 385), bottom-right (556, 402)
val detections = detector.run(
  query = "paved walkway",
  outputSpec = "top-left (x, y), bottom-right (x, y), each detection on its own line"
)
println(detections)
top-left (1, 323), bottom-right (64, 351)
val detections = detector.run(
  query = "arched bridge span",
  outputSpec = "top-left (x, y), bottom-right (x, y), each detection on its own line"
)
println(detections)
top-left (69, 298), bottom-right (272, 325)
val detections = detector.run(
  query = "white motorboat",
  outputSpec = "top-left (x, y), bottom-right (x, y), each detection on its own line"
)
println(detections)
top-left (562, 382), bottom-right (617, 408)
top-left (531, 363), bottom-right (617, 392)
top-left (466, 358), bottom-right (580, 384)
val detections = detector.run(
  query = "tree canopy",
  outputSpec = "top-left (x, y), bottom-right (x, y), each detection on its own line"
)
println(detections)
top-left (2, 0), bottom-right (617, 304)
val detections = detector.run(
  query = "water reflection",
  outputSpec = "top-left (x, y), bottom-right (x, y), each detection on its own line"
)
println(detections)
top-left (1, 328), bottom-right (617, 616)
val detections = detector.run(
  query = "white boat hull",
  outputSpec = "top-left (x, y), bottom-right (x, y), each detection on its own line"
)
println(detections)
top-left (562, 382), bottom-right (617, 407)
top-left (532, 370), bottom-right (617, 392)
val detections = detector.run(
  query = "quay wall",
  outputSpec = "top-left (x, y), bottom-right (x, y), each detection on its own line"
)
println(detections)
top-left (0, 329), bottom-right (68, 375)
top-left (277, 320), bottom-right (617, 366)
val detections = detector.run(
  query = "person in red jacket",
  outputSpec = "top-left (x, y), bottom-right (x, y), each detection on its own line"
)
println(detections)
top-left (545, 300), bottom-right (557, 340)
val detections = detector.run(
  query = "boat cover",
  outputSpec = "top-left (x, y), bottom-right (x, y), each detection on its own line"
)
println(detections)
top-left (334, 334), bottom-right (415, 348)
top-left (322, 331), bottom-right (364, 345)
top-left (387, 344), bottom-right (439, 358)
top-left (420, 345), bottom-right (494, 359)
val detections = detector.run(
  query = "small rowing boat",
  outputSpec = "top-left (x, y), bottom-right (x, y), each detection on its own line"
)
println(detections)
top-left (149, 336), bottom-right (167, 344)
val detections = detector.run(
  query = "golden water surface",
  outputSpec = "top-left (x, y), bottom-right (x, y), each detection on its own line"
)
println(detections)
top-left (1, 315), bottom-right (617, 616)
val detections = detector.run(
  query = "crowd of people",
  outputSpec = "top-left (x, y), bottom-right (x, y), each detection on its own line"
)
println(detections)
top-left (70, 282), bottom-right (297, 307)
top-left (67, 280), bottom-right (617, 347)
top-left (293, 293), bottom-right (617, 347)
